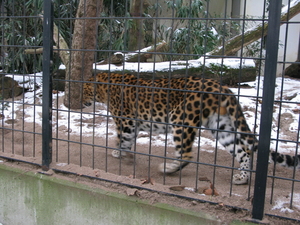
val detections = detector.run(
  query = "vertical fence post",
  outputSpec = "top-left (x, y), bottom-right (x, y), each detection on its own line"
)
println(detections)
top-left (252, 0), bottom-right (282, 221)
top-left (42, 0), bottom-right (54, 170)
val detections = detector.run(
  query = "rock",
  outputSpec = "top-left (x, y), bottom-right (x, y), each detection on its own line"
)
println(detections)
top-left (285, 60), bottom-right (300, 78)
top-left (169, 185), bottom-right (186, 191)
top-left (0, 76), bottom-right (25, 99)
top-left (126, 188), bottom-right (139, 196)
top-left (52, 69), bottom-right (66, 91)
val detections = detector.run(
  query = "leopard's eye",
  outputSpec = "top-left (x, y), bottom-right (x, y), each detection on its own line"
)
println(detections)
top-left (83, 102), bottom-right (92, 107)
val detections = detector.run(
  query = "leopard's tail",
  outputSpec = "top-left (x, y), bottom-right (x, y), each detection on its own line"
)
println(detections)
top-left (269, 151), bottom-right (300, 169)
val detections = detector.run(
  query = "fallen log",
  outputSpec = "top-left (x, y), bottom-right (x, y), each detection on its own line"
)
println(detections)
top-left (96, 41), bottom-right (167, 65)
top-left (209, 0), bottom-right (300, 56)
top-left (94, 58), bottom-right (257, 85)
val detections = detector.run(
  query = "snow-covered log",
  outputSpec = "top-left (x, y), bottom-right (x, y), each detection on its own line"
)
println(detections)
top-left (94, 57), bottom-right (256, 85)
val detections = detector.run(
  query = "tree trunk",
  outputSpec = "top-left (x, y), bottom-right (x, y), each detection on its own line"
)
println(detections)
top-left (64, 0), bottom-right (102, 109)
top-left (53, 23), bottom-right (71, 67)
top-left (128, 0), bottom-right (146, 51)
top-left (209, 1), bottom-right (300, 56)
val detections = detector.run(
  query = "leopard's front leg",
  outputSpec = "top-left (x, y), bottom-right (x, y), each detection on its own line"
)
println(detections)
top-left (112, 118), bottom-right (138, 158)
top-left (231, 150), bottom-right (252, 185)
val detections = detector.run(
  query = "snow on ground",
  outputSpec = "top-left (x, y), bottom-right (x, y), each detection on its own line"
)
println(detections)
top-left (272, 193), bottom-right (300, 213)
top-left (3, 66), bottom-right (299, 154)
top-left (231, 76), bottom-right (300, 152)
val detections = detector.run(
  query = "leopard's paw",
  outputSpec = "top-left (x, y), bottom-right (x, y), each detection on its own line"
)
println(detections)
top-left (158, 161), bottom-right (181, 174)
top-left (112, 150), bottom-right (127, 158)
top-left (232, 173), bottom-right (248, 185)
top-left (112, 150), bottom-right (120, 158)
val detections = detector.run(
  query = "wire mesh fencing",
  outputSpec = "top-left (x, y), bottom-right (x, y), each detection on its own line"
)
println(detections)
top-left (0, 0), bottom-right (300, 222)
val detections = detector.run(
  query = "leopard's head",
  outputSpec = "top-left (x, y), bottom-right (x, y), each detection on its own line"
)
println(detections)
top-left (82, 78), bottom-right (95, 107)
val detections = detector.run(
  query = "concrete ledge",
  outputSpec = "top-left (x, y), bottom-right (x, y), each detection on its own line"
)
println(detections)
top-left (0, 163), bottom-right (222, 225)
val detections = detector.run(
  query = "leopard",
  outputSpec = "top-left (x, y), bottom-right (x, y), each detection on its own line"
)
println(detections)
top-left (82, 72), bottom-right (300, 185)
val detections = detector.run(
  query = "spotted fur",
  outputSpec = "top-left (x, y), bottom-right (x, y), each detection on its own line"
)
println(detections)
top-left (270, 152), bottom-right (300, 169)
top-left (82, 73), bottom-right (299, 184)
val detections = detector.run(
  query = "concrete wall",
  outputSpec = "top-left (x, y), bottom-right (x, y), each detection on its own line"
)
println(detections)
top-left (0, 164), bottom-right (222, 225)
top-left (243, 0), bottom-right (300, 76)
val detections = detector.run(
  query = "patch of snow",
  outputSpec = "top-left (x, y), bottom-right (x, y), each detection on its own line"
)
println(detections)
top-left (229, 193), bottom-right (242, 197)
top-left (56, 163), bottom-right (68, 167)
top-left (282, 0), bottom-right (300, 15)
top-left (272, 193), bottom-right (300, 213)
top-left (184, 187), bottom-right (196, 192)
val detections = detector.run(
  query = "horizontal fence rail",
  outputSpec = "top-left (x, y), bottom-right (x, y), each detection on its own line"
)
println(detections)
top-left (1, 0), bottom-right (300, 223)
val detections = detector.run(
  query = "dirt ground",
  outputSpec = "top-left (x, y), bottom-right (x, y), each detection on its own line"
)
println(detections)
top-left (1, 96), bottom-right (300, 224)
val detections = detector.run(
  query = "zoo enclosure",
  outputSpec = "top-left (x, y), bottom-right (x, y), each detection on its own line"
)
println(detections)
top-left (0, 0), bottom-right (300, 223)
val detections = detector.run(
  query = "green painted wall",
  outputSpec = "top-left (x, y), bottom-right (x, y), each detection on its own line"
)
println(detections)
top-left (0, 164), bottom-right (221, 225)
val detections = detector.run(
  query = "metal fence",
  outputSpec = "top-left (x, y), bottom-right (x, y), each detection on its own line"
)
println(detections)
top-left (1, 0), bottom-right (300, 223)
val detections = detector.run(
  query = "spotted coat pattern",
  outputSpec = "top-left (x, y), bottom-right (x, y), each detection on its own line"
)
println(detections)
top-left (82, 73), bottom-right (299, 184)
